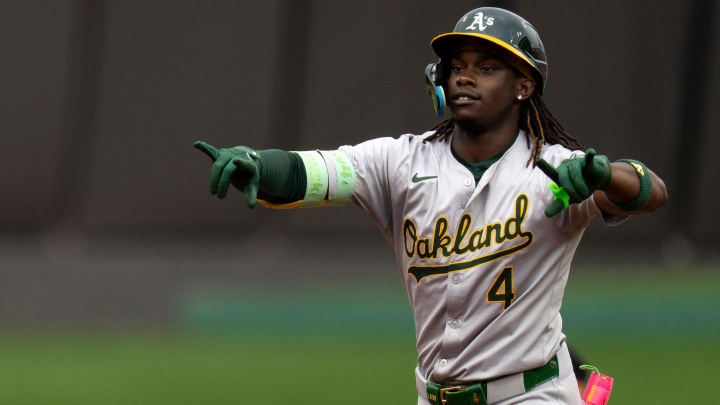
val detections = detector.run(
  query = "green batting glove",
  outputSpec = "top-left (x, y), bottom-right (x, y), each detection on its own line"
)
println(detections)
top-left (194, 141), bottom-right (261, 209)
top-left (536, 148), bottom-right (612, 217)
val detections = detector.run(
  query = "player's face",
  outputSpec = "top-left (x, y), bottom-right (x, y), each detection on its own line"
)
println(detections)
top-left (447, 44), bottom-right (523, 130)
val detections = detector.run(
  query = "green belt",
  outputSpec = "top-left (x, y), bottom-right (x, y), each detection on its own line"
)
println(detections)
top-left (426, 355), bottom-right (559, 405)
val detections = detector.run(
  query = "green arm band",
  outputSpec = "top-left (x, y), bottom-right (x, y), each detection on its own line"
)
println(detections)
top-left (609, 159), bottom-right (652, 211)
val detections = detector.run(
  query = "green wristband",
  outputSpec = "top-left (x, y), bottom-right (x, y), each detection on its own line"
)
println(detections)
top-left (609, 159), bottom-right (652, 211)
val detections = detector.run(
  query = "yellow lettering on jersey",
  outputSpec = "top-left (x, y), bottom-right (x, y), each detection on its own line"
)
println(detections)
top-left (403, 194), bottom-right (533, 284)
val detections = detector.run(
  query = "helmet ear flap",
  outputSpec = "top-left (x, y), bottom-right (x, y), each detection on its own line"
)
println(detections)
top-left (424, 62), bottom-right (447, 118)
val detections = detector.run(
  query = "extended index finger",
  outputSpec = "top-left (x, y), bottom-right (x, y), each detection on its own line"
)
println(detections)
top-left (584, 148), bottom-right (596, 168)
top-left (194, 141), bottom-right (220, 161)
top-left (536, 159), bottom-right (560, 183)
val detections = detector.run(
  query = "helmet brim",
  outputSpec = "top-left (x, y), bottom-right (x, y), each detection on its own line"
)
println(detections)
top-left (431, 32), bottom-right (542, 92)
top-left (431, 32), bottom-right (537, 72)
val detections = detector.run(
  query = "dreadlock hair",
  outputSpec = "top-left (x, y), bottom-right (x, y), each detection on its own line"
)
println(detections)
top-left (423, 91), bottom-right (584, 166)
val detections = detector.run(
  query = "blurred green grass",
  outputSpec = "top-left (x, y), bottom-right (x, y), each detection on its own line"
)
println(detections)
top-left (0, 333), bottom-right (714, 404)
top-left (0, 333), bottom-right (418, 405)
top-left (0, 267), bottom-right (716, 404)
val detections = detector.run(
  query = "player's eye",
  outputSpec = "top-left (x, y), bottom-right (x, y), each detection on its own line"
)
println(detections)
top-left (451, 65), bottom-right (462, 74)
top-left (480, 65), bottom-right (495, 72)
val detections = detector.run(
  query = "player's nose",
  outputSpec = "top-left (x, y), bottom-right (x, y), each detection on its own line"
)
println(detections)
top-left (455, 74), bottom-right (476, 87)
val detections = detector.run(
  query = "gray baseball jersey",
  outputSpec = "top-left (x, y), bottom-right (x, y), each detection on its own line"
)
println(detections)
top-left (338, 130), bottom-right (619, 384)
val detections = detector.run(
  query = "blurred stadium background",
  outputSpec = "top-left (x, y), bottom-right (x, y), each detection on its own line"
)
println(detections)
top-left (1, 0), bottom-right (718, 403)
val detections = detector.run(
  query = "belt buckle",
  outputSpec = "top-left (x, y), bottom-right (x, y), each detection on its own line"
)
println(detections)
top-left (439, 385), bottom-right (463, 405)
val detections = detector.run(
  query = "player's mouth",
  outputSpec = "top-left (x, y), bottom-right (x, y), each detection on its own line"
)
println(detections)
top-left (451, 92), bottom-right (480, 106)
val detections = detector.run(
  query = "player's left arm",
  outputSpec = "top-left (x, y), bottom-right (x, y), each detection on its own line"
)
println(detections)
top-left (537, 149), bottom-right (667, 217)
top-left (592, 161), bottom-right (667, 216)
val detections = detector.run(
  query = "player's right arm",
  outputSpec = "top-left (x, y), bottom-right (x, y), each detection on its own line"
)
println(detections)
top-left (193, 141), bottom-right (356, 209)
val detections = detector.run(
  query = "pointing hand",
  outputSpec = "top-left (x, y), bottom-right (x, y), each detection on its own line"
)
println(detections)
top-left (536, 148), bottom-right (612, 217)
top-left (194, 141), bottom-right (261, 209)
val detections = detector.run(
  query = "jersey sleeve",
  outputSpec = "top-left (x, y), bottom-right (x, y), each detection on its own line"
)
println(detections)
top-left (539, 146), bottom-right (628, 230)
top-left (338, 136), bottom-right (405, 234)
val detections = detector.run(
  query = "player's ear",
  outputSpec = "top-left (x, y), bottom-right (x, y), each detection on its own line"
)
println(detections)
top-left (515, 77), bottom-right (535, 101)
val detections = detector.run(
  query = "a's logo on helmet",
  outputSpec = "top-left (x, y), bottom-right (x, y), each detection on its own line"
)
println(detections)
top-left (465, 12), bottom-right (494, 31)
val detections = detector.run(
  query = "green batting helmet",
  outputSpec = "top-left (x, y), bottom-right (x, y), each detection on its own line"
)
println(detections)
top-left (431, 7), bottom-right (548, 94)
top-left (424, 7), bottom-right (548, 117)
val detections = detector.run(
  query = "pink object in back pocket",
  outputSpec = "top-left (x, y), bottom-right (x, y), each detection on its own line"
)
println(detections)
top-left (582, 370), bottom-right (614, 405)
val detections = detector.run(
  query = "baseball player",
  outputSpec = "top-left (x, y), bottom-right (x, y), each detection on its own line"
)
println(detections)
top-left (194, 7), bottom-right (667, 405)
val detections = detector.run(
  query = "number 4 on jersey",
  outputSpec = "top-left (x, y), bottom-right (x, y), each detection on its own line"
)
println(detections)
top-left (487, 267), bottom-right (515, 310)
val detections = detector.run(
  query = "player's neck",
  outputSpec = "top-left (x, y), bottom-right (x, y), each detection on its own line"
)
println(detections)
top-left (452, 118), bottom-right (520, 163)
